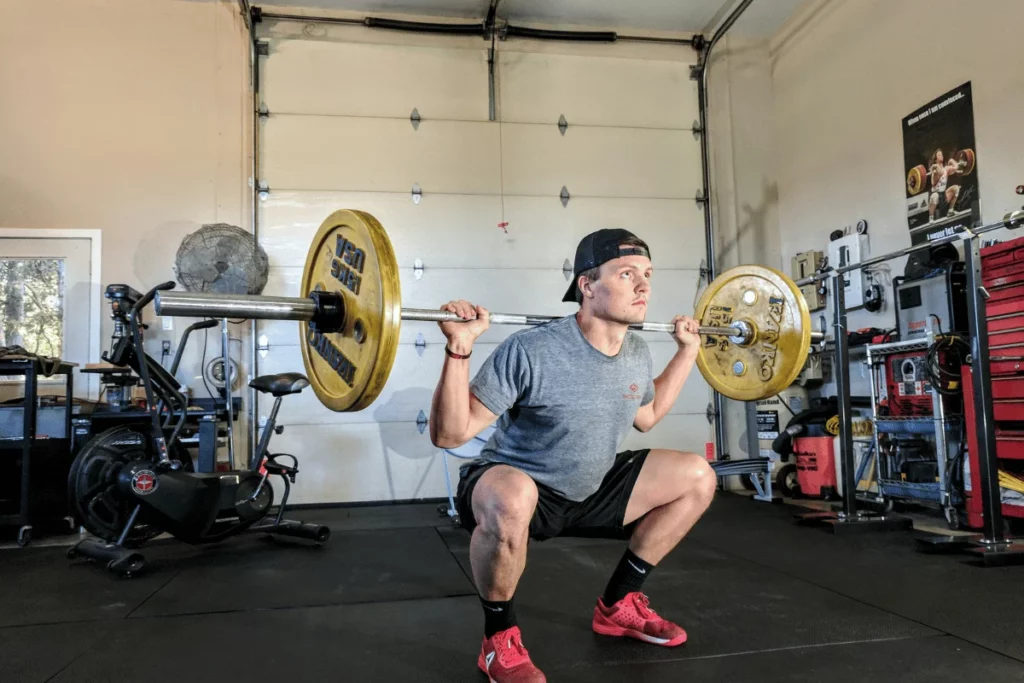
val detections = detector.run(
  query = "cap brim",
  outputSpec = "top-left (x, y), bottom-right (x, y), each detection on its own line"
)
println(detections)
top-left (561, 278), bottom-right (578, 303)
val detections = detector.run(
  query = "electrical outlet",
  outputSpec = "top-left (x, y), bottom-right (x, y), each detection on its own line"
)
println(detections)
top-left (161, 340), bottom-right (171, 354)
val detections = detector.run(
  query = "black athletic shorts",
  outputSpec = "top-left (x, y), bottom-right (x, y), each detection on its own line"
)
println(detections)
top-left (455, 449), bottom-right (650, 541)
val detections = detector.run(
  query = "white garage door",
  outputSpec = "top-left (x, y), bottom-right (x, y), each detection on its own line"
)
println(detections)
top-left (255, 20), bottom-right (711, 504)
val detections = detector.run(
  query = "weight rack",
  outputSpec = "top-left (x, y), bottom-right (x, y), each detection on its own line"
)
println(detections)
top-left (793, 210), bottom-right (1024, 564)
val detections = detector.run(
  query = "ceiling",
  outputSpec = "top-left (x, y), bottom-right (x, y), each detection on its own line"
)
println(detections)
top-left (258, 0), bottom-right (809, 37)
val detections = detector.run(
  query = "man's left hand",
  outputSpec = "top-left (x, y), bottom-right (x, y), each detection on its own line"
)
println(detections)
top-left (672, 315), bottom-right (701, 354)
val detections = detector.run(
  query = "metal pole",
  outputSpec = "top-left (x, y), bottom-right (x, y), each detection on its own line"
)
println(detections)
top-left (927, 322), bottom-right (950, 513)
top-left (695, 72), bottom-right (728, 460)
top-left (866, 346), bottom-right (884, 492)
top-left (248, 4), bottom-right (260, 475)
top-left (704, 0), bottom-right (757, 53)
top-left (964, 236), bottom-right (1007, 545)
top-left (831, 272), bottom-right (857, 518)
top-left (222, 318), bottom-right (235, 470)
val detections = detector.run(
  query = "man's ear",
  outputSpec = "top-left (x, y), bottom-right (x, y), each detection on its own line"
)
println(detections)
top-left (579, 275), bottom-right (593, 299)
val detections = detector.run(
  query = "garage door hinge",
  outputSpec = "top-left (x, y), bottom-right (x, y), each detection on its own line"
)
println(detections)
top-left (257, 334), bottom-right (269, 358)
top-left (692, 120), bottom-right (702, 140)
top-left (415, 333), bottom-right (426, 356)
top-left (258, 103), bottom-right (270, 122)
top-left (411, 183), bottom-right (422, 205)
top-left (256, 40), bottom-right (269, 56)
top-left (558, 114), bottom-right (568, 136)
top-left (410, 108), bottom-right (421, 131)
top-left (695, 189), bottom-right (707, 208)
top-left (258, 180), bottom-right (270, 201)
top-left (706, 402), bottom-right (716, 424)
top-left (560, 186), bottom-right (571, 208)
top-left (416, 410), bottom-right (429, 434)
top-left (414, 258), bottom-right (424, 280)
top-left (562, 259), bottom-right (573, 281)
top-left (689, 63), bottom-right (702, 81)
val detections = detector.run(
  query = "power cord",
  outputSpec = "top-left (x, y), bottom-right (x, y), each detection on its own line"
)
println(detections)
top-left (925, 315), bottom-right (969, 396)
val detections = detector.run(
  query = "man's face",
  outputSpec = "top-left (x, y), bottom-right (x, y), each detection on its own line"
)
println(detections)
top-left (584, 251), bottom-right (653, 324)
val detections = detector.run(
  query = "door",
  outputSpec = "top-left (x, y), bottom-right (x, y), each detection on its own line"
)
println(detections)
top-left (254, 21), bottom-right (709, 505)
top-left (0, 235), bottom-right (98, 399)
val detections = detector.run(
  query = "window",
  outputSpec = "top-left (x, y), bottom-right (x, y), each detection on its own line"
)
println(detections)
top-left (0, 258), bottom-right (65, 358)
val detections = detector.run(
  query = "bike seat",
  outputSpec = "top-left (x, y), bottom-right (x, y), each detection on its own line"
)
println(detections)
top-left (250, 372), bottom-right (309, 397)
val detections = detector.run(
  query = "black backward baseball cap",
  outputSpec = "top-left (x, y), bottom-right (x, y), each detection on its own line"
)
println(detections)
top-left (561, 228), bottom-right (651, 302)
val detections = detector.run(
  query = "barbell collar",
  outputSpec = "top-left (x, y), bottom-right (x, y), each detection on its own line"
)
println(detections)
top-left (309, 290), bottom-right (346, 334)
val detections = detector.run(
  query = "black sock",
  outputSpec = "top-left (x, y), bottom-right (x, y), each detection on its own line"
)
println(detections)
top-left (481, 596), bottom-right (516, 638)
top-left (603, 549), bottom-right (655, 606)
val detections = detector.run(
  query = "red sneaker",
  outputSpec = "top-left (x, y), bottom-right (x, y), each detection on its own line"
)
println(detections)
top-left (476, 626), bottom-right (547, 683)
top-left (592, 592), bottom-right (687, 647)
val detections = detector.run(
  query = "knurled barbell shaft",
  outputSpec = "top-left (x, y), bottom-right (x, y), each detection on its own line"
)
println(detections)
top-left (156, 292), bottom-right (828, 341)
top-left (403, 308), bottom-right (733, 335)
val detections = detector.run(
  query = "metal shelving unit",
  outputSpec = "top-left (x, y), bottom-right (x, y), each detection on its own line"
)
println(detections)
top-left (866, 330), bottom-right (964, 526)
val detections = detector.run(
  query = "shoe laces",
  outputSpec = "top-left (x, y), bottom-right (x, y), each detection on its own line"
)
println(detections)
top-left (497, 630), bottom-right (530, 666)
top-left (630, 592), bottom-right (657, 620)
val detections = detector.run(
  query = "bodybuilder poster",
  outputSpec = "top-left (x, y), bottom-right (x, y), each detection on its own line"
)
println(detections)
top-left (902, 82), bottom-right (981, 245)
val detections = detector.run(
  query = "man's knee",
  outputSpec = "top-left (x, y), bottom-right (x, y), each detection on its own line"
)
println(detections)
top-left (683, 453), bottom-right (717, 502)
top-left (663, 451), bottom-right (716, 504)
top-left (472, 467), bottom-right (539, 543)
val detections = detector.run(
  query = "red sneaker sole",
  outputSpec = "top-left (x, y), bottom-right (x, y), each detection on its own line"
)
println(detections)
top-left (592, 621), bottom-right (687, 647)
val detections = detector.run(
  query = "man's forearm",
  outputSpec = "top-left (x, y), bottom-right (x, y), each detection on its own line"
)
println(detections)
top-left (649, 348), bottom-right (699, 424)
top-left (429, 338), bottom-right (475, 447)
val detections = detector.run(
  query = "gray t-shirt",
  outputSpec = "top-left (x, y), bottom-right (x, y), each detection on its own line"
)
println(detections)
top-left (468, 314), bottom-right (655, 502)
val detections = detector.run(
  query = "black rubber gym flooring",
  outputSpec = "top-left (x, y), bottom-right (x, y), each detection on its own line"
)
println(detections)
top-left (3, 493), bottom-right (1024, 682)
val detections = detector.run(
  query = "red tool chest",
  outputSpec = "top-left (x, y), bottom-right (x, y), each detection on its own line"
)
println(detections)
top-left (964, 234), bottom-right (1024, 528)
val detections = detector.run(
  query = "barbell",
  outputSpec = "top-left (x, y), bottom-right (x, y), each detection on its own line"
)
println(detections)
top-left (906, 148), bottom-right (975, 195)
top-left (155, 210), bottom-right (822, 410)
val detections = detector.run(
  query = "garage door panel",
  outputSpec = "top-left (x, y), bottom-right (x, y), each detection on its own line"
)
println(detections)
top-left (259, 191), bottom-right (505, 268)
top-left (258, 191), bottom-right (704, 270)
top-left (501, 124), bottom-right (701, 198)
top-left (260, 266), bottom-right (701, 346)
top-left (499, 51), bottom-right (696, 129)
top-left (269, 422), bottom-right (451, 504)
top-left (502, 196), bottom-right (705, 270)
top-left (262, 116), bottom-right (501, 194)
top-left (273, 414), bottom-right (713, 505)
top-left (260, 340), bottom-right (707, 426)
top-left (260, 342), bottom-right (492, 426)
top-left (621, 413), bottom-right (712, 455)
top-left (263, 39), bottom-right (490, 120)
top-left (260, 193), bottom-right (705, 272)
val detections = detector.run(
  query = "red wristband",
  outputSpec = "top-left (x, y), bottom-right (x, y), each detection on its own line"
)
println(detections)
top-left (445, 345), bottom-right (472, 359)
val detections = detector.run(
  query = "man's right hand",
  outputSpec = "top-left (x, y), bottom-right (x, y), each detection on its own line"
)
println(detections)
top-left (439, 300), bottom-right (489, 352)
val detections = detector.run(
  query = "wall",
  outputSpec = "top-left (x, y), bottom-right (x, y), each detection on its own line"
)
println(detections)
top-left (771, 0), bottom-right (1024, 338)
top-left (0, 0), bottom-right (249, 388)
top-left (0, 0), bottom-right (250, 444)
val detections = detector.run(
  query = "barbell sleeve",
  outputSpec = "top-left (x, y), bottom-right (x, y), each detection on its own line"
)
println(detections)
top-left (155, 292), bottom-right (317, 321)
top-left (155, 292), bottom-right (823, 342)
